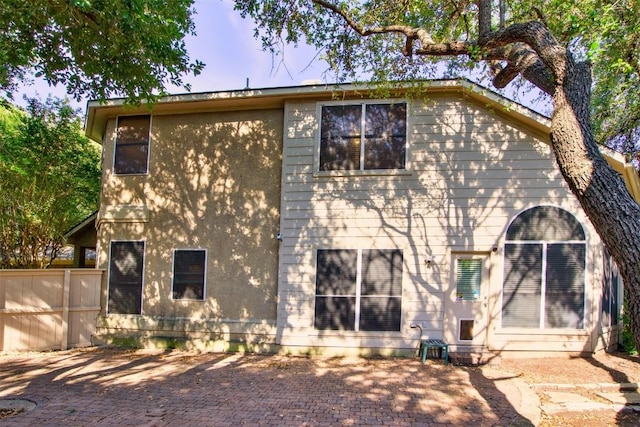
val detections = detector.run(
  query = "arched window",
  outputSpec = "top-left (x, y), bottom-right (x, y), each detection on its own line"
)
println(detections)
top-left (502, 206), bottom-right (586, 329)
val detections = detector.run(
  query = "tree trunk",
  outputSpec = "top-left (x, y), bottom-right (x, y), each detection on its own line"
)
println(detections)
top-left (550, 57), bottom-right (640, 351)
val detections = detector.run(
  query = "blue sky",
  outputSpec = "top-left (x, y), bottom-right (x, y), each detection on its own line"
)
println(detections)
top-left (14, 0), bottom-right (548, 115)
top-left (16, 0), bottom-right (329, 111)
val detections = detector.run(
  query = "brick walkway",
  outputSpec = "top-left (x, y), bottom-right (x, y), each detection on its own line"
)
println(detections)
top-left (0, 348), bottom-right (532, 426)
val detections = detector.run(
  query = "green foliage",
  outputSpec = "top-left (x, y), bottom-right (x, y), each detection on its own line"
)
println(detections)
top-left (234, 0), bottom-right (640, 161)
top-left (622, 304), bottom-right (639, 355)
top-left (0, 0), bottom-right (204, 104)
top-left (0, 97), bottom-right (100, 268)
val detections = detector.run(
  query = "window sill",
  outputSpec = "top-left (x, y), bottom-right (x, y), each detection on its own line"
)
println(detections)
top-left (495, 328), bottom-right (589, 335)
top-left (313, 169), bottom-right (413, 179)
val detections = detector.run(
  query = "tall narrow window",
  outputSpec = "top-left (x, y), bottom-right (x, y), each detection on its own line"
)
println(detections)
top-left (602, 247), bottom-right (621, 328)
top-left (502, 206), bottom-right (586, 329)
top-left (314, 249), bottom-right (402, 332)
top-left (172, 249), bottom-right (206, 300)
top-left (108, 241), bottom-right (144, 314)
top-left (114, 115), bottom-right (150, 174)
top-left (319, 103), bottom-right (406, 171)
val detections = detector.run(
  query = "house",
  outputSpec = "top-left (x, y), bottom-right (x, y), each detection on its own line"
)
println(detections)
top-left (64, 211), bottom-right (98, 268)
top-left (84, 80), bottom-right (640, 359)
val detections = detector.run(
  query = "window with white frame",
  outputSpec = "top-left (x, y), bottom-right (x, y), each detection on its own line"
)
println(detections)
top-left (601, 247), bottom-right (621, 328)
top-left (314, 249), bottom-right (403, 332)
top-left (108, 241), bottom-right (144, 314)
top-left (456, 258), bottom-right (482, 301)
top-left (319, 102), bottom-right (407, 171)
top-left (172, 249), bottom-right (206, 300)
top-left (502, 206), bottom-right (586, 329)
top-left (114, 115), bottom-right (151, 175)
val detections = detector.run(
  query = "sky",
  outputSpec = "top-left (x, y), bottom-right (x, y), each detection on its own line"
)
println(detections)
top-left (14, 0), bottom-right (548, 115)
top-left (15, 0), bottom-right (330, 112)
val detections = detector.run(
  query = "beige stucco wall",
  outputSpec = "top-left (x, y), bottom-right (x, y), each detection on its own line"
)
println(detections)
top-left (96, 108), bottom-right (283, 340)
top-left (276, 93), bottom-right (605, 356)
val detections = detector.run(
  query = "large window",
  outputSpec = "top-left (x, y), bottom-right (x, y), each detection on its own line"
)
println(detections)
top-left (319, 102), bottom-right (406, 171)
top-left (114, 115), bottom-right (151, 175)
top-left (314, 249), bottom-right (403, 332)
top-left (502, 206), bottom-right (586, 329)
top-left (172, 249), bottom-right (206, 300)
top-left (108, 241), bottom-right (144, 314)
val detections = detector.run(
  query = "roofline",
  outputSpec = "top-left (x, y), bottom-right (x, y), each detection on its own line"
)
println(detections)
top-left (84, 79), bottom-right (551, 141)
top-left (64, 211), bottom-right (98, 240)
top-left (84, 78), bottom-right (640, 202)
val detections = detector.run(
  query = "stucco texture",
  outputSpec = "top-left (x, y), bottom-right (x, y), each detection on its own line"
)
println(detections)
top-left (98, 109), bottom-right (283, 323)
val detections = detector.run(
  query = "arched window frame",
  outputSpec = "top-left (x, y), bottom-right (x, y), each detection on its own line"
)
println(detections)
top-left (501, 205), bottom-right (588, 330)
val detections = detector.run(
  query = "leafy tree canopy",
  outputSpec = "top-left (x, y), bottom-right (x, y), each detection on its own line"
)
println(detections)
top-left (0, 97), bottom-right (100, 268)
top-left (0, 0), bottom-right (204, 104)
top-left (235, 0), bottom-right (640, 162)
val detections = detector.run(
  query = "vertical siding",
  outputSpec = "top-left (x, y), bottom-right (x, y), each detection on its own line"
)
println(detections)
top-left (0, 270), bottom-right (103, 351)
top-left (277, 93), bottom-right (592, 351)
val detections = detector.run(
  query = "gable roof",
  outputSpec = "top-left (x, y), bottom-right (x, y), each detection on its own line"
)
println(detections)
top-left (84, 79), bottom-right (640, 203)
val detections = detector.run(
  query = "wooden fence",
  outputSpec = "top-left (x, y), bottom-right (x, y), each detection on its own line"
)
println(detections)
top-left (0, 269), bottom-right (104, 351)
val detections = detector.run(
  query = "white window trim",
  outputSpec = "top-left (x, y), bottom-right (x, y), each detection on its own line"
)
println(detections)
top-left (313, 99), bottom-right (412, 177)
top-left (454, 255), bottom-right (484, 302)
top-left (500, 205), bottom-right (589, 330)
top-left (171, 248), bottom-right (207, 301)
top-left (313, 248), bottom-right (404, 333)
top-left (106, 239), bottom-right (146, 316)
top-left (113, 114), bottom-right (152, 176)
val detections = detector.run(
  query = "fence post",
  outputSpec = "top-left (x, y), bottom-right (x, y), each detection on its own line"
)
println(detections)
top-left (61, 269), bottom-right (71, 350)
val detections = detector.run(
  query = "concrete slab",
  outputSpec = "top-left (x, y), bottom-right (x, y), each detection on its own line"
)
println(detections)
top-left (597, 391), bottom-right (640, 405)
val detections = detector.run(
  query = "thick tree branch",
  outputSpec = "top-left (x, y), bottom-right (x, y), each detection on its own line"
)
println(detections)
top-left (311, 0), bottom-right (557, 94)
top-left (312, 0), bottom-right (435, 45)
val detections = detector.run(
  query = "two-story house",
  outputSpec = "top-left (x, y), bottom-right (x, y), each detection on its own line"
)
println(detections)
top-left (84, 80), bottom-right (640, 360)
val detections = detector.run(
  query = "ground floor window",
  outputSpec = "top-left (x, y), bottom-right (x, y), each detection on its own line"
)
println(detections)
top-left (602, 247), bottom-right (621, 328)
top-left (108, 241), bottom-right (144, 314)
top-left (502, 206), bottom-right (586, 329)
top-left (314, 249), bottom-right (403, 332)
top-left (172, 249), bottom-right (206, 300)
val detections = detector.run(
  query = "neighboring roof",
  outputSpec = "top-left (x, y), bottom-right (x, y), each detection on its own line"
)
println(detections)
top-left (84, 79), bottom-right (640, 203)
top-left (64, 211), bottom-right (97, 241)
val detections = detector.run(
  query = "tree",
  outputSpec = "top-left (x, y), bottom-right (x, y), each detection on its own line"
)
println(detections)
top-left (0, 97), bottom-right (100, 268)
top-left (234, 0), bottom-right (640, 349)
top-left (0, 0), bottom-right (204, 104)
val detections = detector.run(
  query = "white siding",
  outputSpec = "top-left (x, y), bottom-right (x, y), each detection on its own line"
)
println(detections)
top-left (276, 93), bottom-right (593, 353)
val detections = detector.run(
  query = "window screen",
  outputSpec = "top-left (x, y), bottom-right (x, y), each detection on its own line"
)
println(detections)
top-left (502, 243), bottom-right (542, 328)
top-left (502, 206), bottom-right (586, 329)
top-left (601, 247), bottom-right (621, 328)
top-left (314, 249), bottom-right (402, 332)
top-left (319, 103), bottom-right (406, 171)
top-left (172, 250), bottom-right (206, 300)
top-left (114, 115), bottom-right (150, 175)
top-left (108, 241), bottom-right (144, 314)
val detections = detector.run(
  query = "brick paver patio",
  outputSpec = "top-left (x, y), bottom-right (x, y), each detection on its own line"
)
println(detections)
top-left (0, 348), bottom-right (530, 426)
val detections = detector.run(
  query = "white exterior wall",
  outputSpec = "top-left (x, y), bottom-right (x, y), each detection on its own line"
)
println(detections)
top-left (276, 92), bottom-right (602, 355)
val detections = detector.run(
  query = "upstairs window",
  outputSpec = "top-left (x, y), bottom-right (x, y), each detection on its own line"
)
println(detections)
top-left (114, 115), bottom-right (151, 175)
top-left (314, 249), bottom-right (403, 332)
top-left (172, 249), bottom-right (206, 301)
top-left (319, 102), bottom-right (406, 171)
